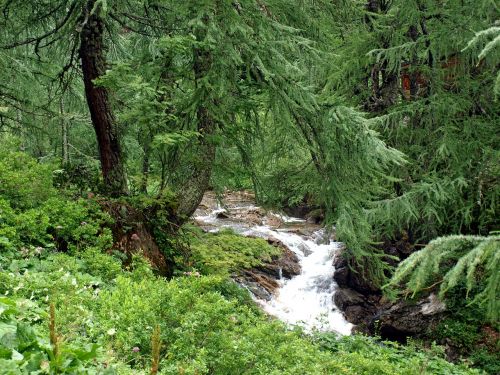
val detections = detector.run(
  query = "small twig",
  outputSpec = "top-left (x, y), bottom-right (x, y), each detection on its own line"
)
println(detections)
top-left (421, 279), bottom-right (443, 291)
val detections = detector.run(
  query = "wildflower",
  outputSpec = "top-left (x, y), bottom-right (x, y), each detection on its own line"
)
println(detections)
top-left (132, 346), bottom-right (140, 353)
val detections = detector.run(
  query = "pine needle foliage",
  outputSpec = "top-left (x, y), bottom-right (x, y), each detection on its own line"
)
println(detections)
top-left (385, 234), bottom-right (500, 323)
top-left (326, 0), bottom-right (500, 270)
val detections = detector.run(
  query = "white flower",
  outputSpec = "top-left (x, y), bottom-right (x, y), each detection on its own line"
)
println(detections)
top-left (107, 328), bottom-right (117, 336)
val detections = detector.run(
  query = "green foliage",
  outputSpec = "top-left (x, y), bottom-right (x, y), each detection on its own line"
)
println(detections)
top-left (432, 315), bottom-right (499, 373)
top-left (0, 150), bottom-right (113, 258)
top-left (434, 319), bottom-right (480, 351)
top-left (385, 235), bottom-right (500, 322)
top-left (94, 264), bottom-right (477, 374)
top-left (96, 273), bottom-right (328, 374)
top-left (0, 238), bottom-right (478, 374)
top-left (211, 147), bottom-right (254, 193)
top-left (463, 25), bottom-right (500, 98)
top-left (188, 229), bottom-right (281, 275)
top-left (40, 197), bottom-right (113, 252)
top-left (469, 348), bottom-right (500, 375)
top-left (0, 1), bottom-right (498, 373)
top-left (315, 333), bottom-right (478, 375)
top-left (53, 160), bottom-right (102, 193)
top-left (0, 150), bottom-right (55, 210)
top-left (325, 0), bottom-right (499, 286)
top-left (0, 193), bottom-right (113, 256)
top-left (0, 296), bottom-right (108, 374)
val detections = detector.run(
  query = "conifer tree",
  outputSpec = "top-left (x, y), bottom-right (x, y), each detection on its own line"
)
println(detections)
top-left (327, 0), bottom-right (499, 259)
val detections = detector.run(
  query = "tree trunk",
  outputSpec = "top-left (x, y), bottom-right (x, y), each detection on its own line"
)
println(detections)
top-left (140, 136), bottom-right (151, 193)
top-left (174, 47), bottom-right (216, 220)
top-left (79, 0), bottom-right (128, 196)
top-left (60, 98), bottom-right (69, 165)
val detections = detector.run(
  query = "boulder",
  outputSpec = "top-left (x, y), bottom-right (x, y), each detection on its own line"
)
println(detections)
top-left (332, 254), bottom-right (379, 294)
top-left (265, 213), bottom-right (284, 228)
top-left (334, 288), bottom-right (365, 310)
top-left (272, 247), bottom-right (301, 278)
top-left (333, 288), bottom-right (378, 325)
top-left (305, 208), bottom-right (325, 224)
top-left (333, 263), bottom-right (349, 286)
top-left (344, 305), bottom-right (368, 325)
top-left (376, 294), bottom-right (446, 342)
top-left (265, 238), bottom-right (301, 278)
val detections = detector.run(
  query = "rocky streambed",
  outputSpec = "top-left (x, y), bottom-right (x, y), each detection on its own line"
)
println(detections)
top-left (193, 191), bottom-right (450, 341)
top-left (194, 191), bottom-right (352, 335)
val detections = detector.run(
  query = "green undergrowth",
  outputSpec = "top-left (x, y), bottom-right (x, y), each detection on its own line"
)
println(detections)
top-left (315, 333), bottom-right (480, 375)
top-left (0, 249), bottom-right (479, 374)
top-left (187, 228), bottom-right (281, 275)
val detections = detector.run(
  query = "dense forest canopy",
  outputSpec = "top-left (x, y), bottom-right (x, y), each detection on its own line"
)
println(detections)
top-left (0, 0), bottom-right (498, 373)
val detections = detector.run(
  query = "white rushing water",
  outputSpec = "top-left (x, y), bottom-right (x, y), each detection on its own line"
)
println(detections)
top-left (195, 199), bottom-right (353, 335)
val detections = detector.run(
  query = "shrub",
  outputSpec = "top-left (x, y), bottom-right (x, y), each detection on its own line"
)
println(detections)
top-left (39, 197), bottom-right (114, 253)
top-left (385, 235), bottom-right (500, 322)
top-left (315, 333), bottom-right (479, 375)
top-left (0, 151), bottom-right (55, 209)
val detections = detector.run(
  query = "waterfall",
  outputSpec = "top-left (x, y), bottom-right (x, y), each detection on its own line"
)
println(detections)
top-left (194, 192), bottom-right (353, 335)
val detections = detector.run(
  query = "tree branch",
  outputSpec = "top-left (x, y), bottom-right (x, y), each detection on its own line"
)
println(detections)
top-left (1, 1), bottom-right (77, 50)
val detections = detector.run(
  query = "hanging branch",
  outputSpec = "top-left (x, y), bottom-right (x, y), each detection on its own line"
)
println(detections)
top-left (1, 1), bottom-right (78, 50)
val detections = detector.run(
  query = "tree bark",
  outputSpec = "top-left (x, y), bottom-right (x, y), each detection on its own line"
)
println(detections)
top-left (60, 98), bottom-right (69, 165)
top-left (174, 47), bottom-right (216, 220)
top-left (140, 134), bottom-right (151, 193)
top-left (79, 0), bottom-right (128, 196)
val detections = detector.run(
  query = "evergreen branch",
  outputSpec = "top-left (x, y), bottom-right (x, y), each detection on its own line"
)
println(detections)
top-left (385, 235), bottom-right (500, 322)
top-left (1, 1), bottom-right (78, 50)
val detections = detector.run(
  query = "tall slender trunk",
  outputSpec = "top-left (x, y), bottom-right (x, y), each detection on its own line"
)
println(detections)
top-left (79, 0), bottom-right (127, 196)
top-left (174, 46), bottom-right (216, 220)
top-left (140, 136), bottom-right (151, 194)
top-left (60, 98), bottom-right (69, 165)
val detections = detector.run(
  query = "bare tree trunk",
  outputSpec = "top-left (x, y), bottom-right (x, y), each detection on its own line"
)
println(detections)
top-left (79, 0), bottom-right (128, 196)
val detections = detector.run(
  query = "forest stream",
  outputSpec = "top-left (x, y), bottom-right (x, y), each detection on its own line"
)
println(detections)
top-left (194, 191), bottom-right (353, 335)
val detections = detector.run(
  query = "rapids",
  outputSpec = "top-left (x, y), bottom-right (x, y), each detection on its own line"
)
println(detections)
top-left (194, 192), bottom-right (353, 335)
